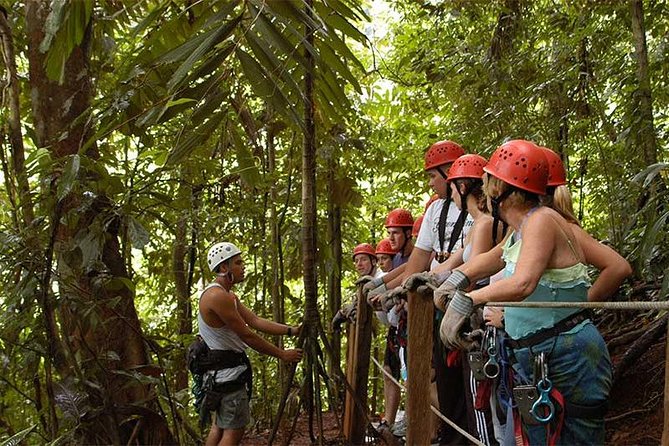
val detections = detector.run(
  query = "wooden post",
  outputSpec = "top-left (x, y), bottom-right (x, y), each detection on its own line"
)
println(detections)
top-left (406, 286), bottom-right (434, 446)
top-left (343, 286), bottom-right (373, 443)
top-left (661, 319), bottom-right (669, 445)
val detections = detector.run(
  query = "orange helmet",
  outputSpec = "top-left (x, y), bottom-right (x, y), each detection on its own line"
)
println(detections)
top-left (412, 214), bottom-right (424, 238)
top-left (424, 194), bottom-right (439, 211)
top-left (448, 154), bottom-right (487, 180)
top-left (375, 239), bottom-right (397, 256)
top-left (424, 140), bottom-right (465, 171)
top-left (352, 243), bottom-right (376, 260)
top-left (384, 208), bottom-right (414, 228)
top-left (484, 140), bottom-right (548, 195)
top-left (539, 147), bottom-right (567, 187)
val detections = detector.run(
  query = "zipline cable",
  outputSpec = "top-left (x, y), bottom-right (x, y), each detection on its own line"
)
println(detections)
top-left (421, 282), bottom-right (669, 310)
top-left (484, 301), bottom-right (669, 310)
top-left (370, 357), bottom-right (485, 446)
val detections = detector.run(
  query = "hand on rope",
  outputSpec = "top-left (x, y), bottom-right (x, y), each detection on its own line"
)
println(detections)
top-left (362, 276), bottom-right (385, 295)
top-left (433, 270), bottom-right (471, 312)
top-left (440, 290), bottom-right (481, 351)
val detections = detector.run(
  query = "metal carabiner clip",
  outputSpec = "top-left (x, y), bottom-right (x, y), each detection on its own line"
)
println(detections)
top-left (483, 328), bottom-right (499, 379)
top-left (531, 378), bottom-right (555, 423)
top-left (483, 356), bottom-right (500, 379)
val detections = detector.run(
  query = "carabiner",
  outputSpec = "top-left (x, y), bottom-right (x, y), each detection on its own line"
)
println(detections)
top-left (531, 378), bottom-right (555, 423)
top-left (483, 356), bottom-right (500, 379)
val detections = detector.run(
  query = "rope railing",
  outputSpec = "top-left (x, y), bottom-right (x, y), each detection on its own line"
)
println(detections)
top-left (370, 357), bottom-right (485, 446)
top-left (484, 301), bottom-right (669, 310)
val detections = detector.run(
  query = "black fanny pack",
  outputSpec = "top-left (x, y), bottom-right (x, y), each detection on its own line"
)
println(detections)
top-left (507, 310), bottom-right (591, 350)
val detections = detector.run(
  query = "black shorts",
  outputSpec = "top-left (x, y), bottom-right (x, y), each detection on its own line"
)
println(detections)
top-left (384, 327), bottom-right (401, 380)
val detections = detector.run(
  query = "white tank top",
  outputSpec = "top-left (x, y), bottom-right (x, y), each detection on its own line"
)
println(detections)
top-left (198, 283), bottom-right (248, 383)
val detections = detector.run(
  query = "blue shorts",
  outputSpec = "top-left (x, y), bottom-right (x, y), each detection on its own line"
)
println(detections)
top-left (512, 322), bottom-right (611, 445)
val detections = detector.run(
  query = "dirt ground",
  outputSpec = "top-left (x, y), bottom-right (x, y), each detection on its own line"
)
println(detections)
top-left (242, 321), bottom-right (666, 445)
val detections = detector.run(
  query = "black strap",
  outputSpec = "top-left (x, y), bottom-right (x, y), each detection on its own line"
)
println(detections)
top-left (437, 195), bottom-right (451, 254)
top-left (188, 336), bottom-right (250, 375)
top-left (491, 188), bottom-right (514, 246)
top-left (447, 208), bottom-right (468, 254)
top-left (507, 310), bottom-right (592, 350)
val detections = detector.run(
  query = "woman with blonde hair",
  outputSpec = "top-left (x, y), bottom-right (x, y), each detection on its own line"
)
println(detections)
top-left (439, 140), bottom-right (612, 444)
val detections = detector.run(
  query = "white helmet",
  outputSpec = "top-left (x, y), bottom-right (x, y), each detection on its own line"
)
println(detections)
top-left (207, 242), bottom-right (242, 272)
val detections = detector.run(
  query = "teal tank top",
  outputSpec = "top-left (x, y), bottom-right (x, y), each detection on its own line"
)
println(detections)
top-left (502, 232), bottom-right (591, 340)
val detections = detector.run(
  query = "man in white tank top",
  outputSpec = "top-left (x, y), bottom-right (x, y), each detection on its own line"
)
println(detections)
top-left (200, 242), bottom-right (303, 446)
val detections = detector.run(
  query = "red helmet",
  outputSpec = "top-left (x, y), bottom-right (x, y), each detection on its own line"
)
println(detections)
top-left (412, 214), bottom-right (424, 238)
top-left (424, 140), bottom-right (465, 171)
top-left (447, 154), bottom-right (487, 180)
top-left (375, 239), bottom-right (397, 256)
top-left (483, 140), bottom-right (548, 195)
top-left (424, 194), bottom-right (439, 211)
top-left (539, 147), bottom-right (567, 187)
top-left (385, 208), bottom-right (414, 228)
top-left (352, 243), bottom-right (376, 260)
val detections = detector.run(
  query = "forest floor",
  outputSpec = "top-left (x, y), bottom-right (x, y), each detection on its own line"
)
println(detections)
top-left (242, 313), bottom-right (666, 445)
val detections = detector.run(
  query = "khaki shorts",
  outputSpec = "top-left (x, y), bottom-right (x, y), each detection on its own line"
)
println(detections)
top-left (215, 386), bottom-right (250, 430)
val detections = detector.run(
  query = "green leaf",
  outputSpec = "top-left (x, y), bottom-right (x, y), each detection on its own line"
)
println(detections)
top-left (632, 162), bottom-right (668, 188)
top-left (166, 98), bottom-right (197, 108)
top-left (167, 14), bottom-right (243, 91)
top-left (230, 126), bottom-right (262, 188)
top-left (250, 4), bottom-right (307, 68)
top-left (0, 424), bottom-right (37, 446)
top-left (128, 217), bottom-right (150, 249)
top-left (165, 112), bottom-right (224, 165)
top-left (57, 155), bottom-right (80, 201)
top-left (244, 30), bottom-right (304, 102)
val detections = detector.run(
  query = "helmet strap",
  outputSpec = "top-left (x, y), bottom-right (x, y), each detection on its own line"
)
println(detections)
top-left (491, 188), bottom-right (514, 245)
top-left (437, 166), bottom-right (448, 181)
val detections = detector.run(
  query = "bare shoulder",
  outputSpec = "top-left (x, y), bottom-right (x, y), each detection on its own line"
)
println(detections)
top-left (200, 285), bottom-right (236, 310)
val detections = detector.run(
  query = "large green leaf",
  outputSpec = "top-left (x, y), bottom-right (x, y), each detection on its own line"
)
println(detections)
top-left (167, 14), bottom-right (243, 91)
top-left (57, 154), bottom-right (80, 201)
top-left (165, 112), bottom-right (224, 165)
top-left (0, 424), bottom-right (37, 446)
top-left (230, 126), bottom-right (262, 188)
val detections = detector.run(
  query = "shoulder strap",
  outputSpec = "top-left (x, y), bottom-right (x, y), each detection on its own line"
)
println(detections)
top-left (447, 209), bottom-right (468, 254)
top-left (547, 214), bottom-right (582, 263)
top-left (437, 197), bottom-right (451, 253)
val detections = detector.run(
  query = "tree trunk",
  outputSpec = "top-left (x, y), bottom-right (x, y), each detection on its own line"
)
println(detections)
top-left (326, 155), bottom-right (342, 378)
top-left (268, 123), bottom-right (287, 384)
top-left (629, 0), bottom-right (657, 167)
top-left (25, 1), bottom-right (173, 442)
top-left (0, 7), bottom-right (33, 228)
top-left (173, 205), bottom-right (192, 392)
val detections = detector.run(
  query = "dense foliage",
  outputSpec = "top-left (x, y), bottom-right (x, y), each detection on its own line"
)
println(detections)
top-left (0, 0), bottom-right (666, 443)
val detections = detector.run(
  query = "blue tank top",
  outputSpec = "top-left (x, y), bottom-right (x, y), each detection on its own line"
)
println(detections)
top-left (502, 233), bottom-right (591, 340)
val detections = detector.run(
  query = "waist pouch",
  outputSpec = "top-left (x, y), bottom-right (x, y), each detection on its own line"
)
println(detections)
top-left (507, 310), bottom-right (591, 350)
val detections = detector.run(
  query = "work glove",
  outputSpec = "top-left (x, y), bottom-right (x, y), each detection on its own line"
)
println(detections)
top-left (331, 310), bottom-right (347, 332)
top-left (362, 276), bottom-right (385, 295)
top-left (439, 290), bottom-right (480, 351)
top-left (355, 275), bottom-right (374, 287)
top-left (367, 285), bottom-right (387, 309)
top-left (433, 270), bottom-right (471, 312)
top-left (403, 270), bottom-right (452, 292)
top-left (341, 301), bottom-right (357, 324)
top-left (382, 286), bottom-right (407, 312)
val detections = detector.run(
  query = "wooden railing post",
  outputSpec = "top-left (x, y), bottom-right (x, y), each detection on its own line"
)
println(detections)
top-left (343, 285), bottom-right (373, 443)
top-left (406, 285), bottom-right (434, 446)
